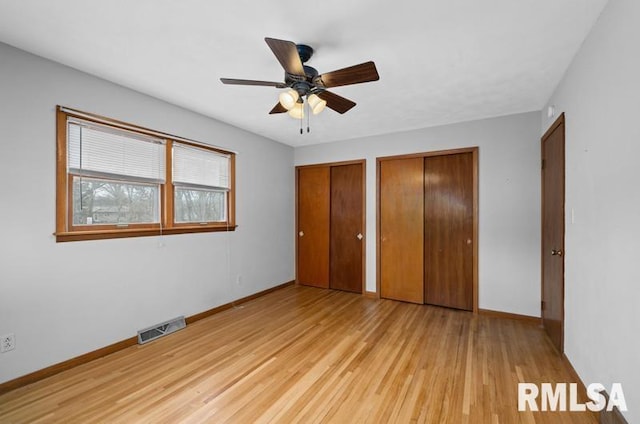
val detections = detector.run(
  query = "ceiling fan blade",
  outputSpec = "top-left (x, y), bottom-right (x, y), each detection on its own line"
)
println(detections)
top-left (318, 61), bottom-right (379, 88)
top-left (317, 91), bottom-right (356, 114)
top-left (220, 78), bottom-right (287, 88)
top-left (264, 38), bottom-right (305, 76)
top-left (269, 103), bottom-right (287, 114)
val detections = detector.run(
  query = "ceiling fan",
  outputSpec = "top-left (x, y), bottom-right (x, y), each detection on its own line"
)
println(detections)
top-left (220, 37), bottom-right (380, 118)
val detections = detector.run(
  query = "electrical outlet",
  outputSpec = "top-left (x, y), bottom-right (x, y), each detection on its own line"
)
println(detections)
top-left (1, 333), bottom-right (15, 353)
top-left (236, 275), bottom-right (243, 286)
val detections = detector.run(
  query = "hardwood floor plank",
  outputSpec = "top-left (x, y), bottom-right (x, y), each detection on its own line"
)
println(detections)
top-left (0, 286), bottom-right (596, 423)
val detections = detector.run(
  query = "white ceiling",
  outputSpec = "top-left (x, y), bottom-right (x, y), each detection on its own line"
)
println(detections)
top-left (0, 0), bottom-right (608, 147)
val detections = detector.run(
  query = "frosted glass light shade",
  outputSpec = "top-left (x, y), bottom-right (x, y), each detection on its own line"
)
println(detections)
top-left (279, 89), bottom-right (299, 110)
top-left (307, 94), bottom-right (327, 115)
top-left (288, 102), bottom-right (304, 119)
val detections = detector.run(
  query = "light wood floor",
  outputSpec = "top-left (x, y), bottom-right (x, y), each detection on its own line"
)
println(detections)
top-left (0, 285), bottom-right (596, 423)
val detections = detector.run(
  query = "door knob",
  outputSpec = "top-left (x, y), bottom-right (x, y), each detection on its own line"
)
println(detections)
top-left (356, 233), bottom-right (363, 240)
top-left (299, 231), bottom-right (304, 237)
top-left (551, 249), bottom-right (563, 256)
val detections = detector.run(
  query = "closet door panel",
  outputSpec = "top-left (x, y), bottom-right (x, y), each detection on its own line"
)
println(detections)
top-left (330, 163), bottom-right (364, 293)
top-left (424, 153), bottom-right (473, 310)
top-left (297, 167), bottom-right (330, 288)
top-left (380, 158), bottom-right (424, 304)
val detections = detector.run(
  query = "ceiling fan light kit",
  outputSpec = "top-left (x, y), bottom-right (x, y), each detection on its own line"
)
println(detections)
top-left (279, 89), bottom-right (299, 110)
top-left (221, 37), bottom-right (379, 132)
top-left (288, 102), bottom-right (305, 119)
top-left (307, 94), bottom-right (327, 115)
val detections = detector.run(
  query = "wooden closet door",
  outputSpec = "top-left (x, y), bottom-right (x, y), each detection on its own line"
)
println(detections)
top-left (424, 153), bottom-right (473, 310)
top-left (541, 115), bottom-right (565, 353)
top-left (330, 163), bottom-right (364, 293)
top-left (380, 158), bottom-right (424, 304)
top-left (297, 167), bottom-right (330, 288)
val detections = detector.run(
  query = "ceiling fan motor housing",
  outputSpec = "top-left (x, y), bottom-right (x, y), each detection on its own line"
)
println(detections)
top-left (285, 65), bottom-right (322, 97)
top-left (283, 45), bottom-right (320, 93)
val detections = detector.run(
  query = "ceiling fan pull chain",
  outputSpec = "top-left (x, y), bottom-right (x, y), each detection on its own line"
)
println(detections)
top-left (307, 99), bottom-right (311, 133)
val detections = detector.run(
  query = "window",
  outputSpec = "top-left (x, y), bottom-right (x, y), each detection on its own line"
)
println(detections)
top-left (172, 143), bottom-right (230, 224)
top-left (56, 107), bottom-right (236, 242)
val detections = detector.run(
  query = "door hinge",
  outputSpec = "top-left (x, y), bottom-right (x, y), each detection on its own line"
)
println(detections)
top-left (541, 159), bottom-right (546, 170)
top-left (541, 300), bottom-right (545, 311)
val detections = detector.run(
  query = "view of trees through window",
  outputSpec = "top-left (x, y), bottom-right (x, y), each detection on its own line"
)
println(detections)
top-left (174, 188), bottom-right (225, 223)
top-left (72, 177), bottom-right (159, 225)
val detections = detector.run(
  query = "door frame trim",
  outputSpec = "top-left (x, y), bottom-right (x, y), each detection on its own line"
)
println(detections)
top-left (541, 113), bottom-right (566, 353)
top-left (295, 159), bottom-right (367, 294)
top-left (542, 112), bottom-right (566, 141)
top-left (376, 147), bottom-right (479, 313)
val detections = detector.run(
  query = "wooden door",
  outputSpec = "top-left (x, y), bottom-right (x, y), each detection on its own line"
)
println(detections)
top-left (542, 114), bottom-right (565, 353)
top-left (330, 163), bottom-right (364, 293)
top-left (379, 158), bottom-right (424, 303)
top-left (424, 153), bottom-right (474, 310)
top-left (297, 166), bottom-right (330, 288)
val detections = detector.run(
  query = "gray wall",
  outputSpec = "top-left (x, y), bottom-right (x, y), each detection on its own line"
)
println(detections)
top-left (295, 112), bottom-right (542, 317)
top-left (0, 42), bottom-right (295, 384)
top-left (542, 0), bottom-right (639, 420)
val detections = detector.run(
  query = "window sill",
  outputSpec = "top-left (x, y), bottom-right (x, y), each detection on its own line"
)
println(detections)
top-left (55, 225), bottom-right (237, 242)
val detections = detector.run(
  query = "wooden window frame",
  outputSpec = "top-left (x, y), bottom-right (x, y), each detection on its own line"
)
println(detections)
top-left (55, 106), bottom-right (236, 242)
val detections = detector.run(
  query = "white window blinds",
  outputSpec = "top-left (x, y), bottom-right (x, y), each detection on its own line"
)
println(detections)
top-left (173, 143), bottom-right (230, 190)
top-left (67, 120), bottom-right (166, 183)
